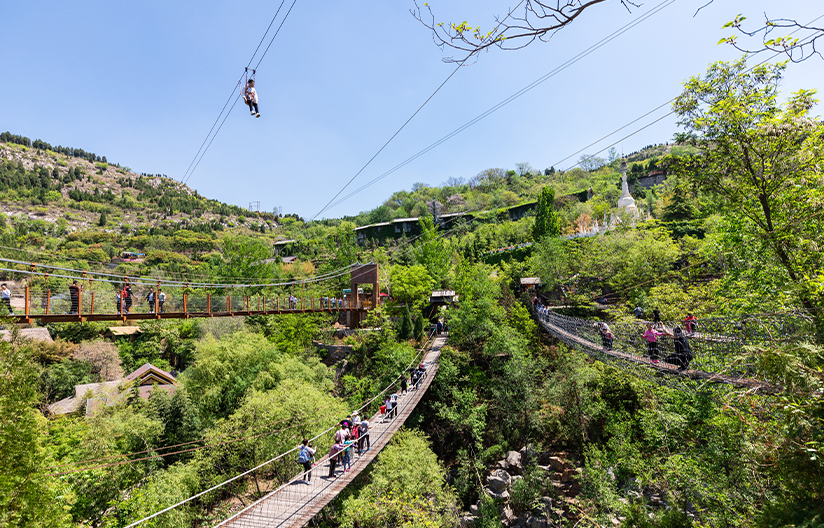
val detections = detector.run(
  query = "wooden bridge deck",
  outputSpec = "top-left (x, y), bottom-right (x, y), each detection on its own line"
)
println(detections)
top-left (537, 318), bottom-right (774, 392)
top-left (215, 336), bottom-right (446, 528)
top-left (9, 307), bottom-right (368, 324)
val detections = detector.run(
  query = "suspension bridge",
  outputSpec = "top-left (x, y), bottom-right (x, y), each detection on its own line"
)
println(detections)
top-left (0, 259), bottom-right (382, 328)
top-left (532, 307), bottom-right (814, 393)
top-left (119, 334), bottom-right (444, 528)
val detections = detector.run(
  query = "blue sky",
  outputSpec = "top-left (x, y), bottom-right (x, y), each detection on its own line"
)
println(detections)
top-left (1, 0), bottom-right (821, 219)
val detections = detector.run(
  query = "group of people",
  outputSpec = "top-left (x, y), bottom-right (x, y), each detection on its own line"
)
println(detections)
top-left (114, 284), bottom-right (165, 314)
top-left (324, 411), bottom-right (371, 479)
top-left (320, 296), bottom-right (344, 309)
top-left (301, 362), bottom-right (430, 481)
top-left (593, 319), bottom-right (694, 370)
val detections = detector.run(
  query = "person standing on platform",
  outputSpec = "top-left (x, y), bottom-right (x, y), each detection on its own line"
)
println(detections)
top-left (1, 284), bottom-right (13, 315)
top-left (69, 280), bottom-right (81, 314)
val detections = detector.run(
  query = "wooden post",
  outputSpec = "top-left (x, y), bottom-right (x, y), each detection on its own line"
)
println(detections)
top-left (155, 280), bottom-right (160, 315)
top-left (24, 284), bottom-right (29, 317)
top-left (46, 289), bottom-right (50, 315)
top-left (91, 292), bottom-right (95, 314)
top-left (207, 293), bottom-right (211, 313)
top-left (183, 291), bottom-right (188, 314)
top-left (78, 289), bottom-right (82, 318)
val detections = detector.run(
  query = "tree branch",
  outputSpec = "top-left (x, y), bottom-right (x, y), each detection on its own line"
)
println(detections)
top-left (411, 0), bottom-right (638, 64)
top-left (720, 14), bottom-right (824, 62)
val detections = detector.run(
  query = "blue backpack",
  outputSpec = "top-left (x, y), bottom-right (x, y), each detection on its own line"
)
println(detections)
top-left (298, 446), bottom-right (311, 463)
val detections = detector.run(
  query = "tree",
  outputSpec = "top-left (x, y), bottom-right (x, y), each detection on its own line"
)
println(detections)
top-left (98, 211), bottom-right (107, 227)
top-left (721, 14), bottom-right (824, 63)
top-left (73, 340), bottom-right (124, 381)
top-left (340, 430), bottom-right (458, 528)
top-left (389, 264), bottom-right (434, 309)
top-left (0, 339), bottom-right (70, 527)
top-left (578, 153), bottom-right (606, 171)
top-left (415, 216), bottom-right (451, 289)
top-left (670, 58), bottom-right (824, 340)
top-left (412, 0), bottom-right (637, 63)
top-left (532, 186), bottom-right (560, 241)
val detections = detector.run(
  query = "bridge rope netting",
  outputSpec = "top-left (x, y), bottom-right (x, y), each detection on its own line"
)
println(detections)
top-left (533, 305), bottom-right (815, 393)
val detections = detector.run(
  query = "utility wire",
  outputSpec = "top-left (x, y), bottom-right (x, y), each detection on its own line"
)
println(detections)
top-left (310, 0), bottom-right (529, 221)
top-left (314, 0), bottom-right (678, 216)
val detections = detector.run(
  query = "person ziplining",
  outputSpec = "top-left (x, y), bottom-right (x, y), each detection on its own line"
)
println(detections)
top-left (241, 69), bottom-right (260, 118)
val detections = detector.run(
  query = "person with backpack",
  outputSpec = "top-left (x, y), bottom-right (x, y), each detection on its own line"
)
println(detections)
top-left (341, 438), bottom-right (352, 472)
top-left (663, 327), bottom-right (693, 370)
top-left (122, 283), bottom-right (133, 314)
top-left (389, 392), bottom-right (399, 419)
top-left (684, 313), bottom-right (698, 334)
top-left (158, 289), bottom-right (166, 313)
top-left (115, 290), bottom-right (122, 314)
top-left (297, 439), bottom-right (316, 482)
top-left (357, 419), bottom-right (371, 453)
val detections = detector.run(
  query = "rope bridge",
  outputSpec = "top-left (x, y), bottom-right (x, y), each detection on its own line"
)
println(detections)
top-left (534, 309), bottom-right (814, 393)
top-left (121, 334), bottom-right (445, 528)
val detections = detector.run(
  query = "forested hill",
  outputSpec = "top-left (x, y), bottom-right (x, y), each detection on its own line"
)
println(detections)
top-left (0, 132), bottom-right (277, 234)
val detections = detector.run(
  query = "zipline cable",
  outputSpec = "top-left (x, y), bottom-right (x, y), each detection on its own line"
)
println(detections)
top-left (180, 0), bottom-right (298, 185)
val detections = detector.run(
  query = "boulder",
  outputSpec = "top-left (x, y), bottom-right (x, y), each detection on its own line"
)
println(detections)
top-left (460, 515), bottom-right (478, 527)
top-left (501, 504), bottom-right (516, 524)
top-left (505, 451), bottom-right (523, 474)
top-left (527, 516), bottom-right (548, 528)
top-left (485, 488), bottom-right (510, 501)
top-left (487, 469), bottom-right (512, 492)
top-left (496, 458), bottom-right (509, 471)
top-left (547, 456), bottom-right (572, 472)
top-left (469, 504), bottom-right (479, 516)
top-left (560, 468), bottom-right (575, 482)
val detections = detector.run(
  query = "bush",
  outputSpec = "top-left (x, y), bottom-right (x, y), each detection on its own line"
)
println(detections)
top-left (509, 468), bottom-right (544, 514)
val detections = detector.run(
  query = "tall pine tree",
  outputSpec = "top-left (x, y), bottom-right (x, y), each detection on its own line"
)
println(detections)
top-left (532, 187), bottom-right (560, 240)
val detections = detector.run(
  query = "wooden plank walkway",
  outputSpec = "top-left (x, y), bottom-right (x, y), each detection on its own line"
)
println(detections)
top-left (10, 307), bottom-right (368, 324)
top-left (215, 336), bottom-right (446, 528)
top-left (537, 317), bottom-right (774, 392)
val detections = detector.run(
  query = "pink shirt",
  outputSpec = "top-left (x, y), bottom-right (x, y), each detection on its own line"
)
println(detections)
top-left (643, 329), bottom-right (663, 342)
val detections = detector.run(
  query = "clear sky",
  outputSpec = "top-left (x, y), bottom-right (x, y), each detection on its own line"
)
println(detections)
top-left (1, 0), bottom-right (821, 219)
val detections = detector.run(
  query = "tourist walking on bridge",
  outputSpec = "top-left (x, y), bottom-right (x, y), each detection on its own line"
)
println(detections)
top-left (357, 419), bottom-right (371, 453)
top-left (663, 327), bottom-right (693, 370)
top-left (596, 322), bottom-right (613, 351)
top-left (298, 439), bottom-right (316, 482)
top-left (643, 323), bottom-right (669, 361)
top-left (327, 441), bottom-right (345, 478)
